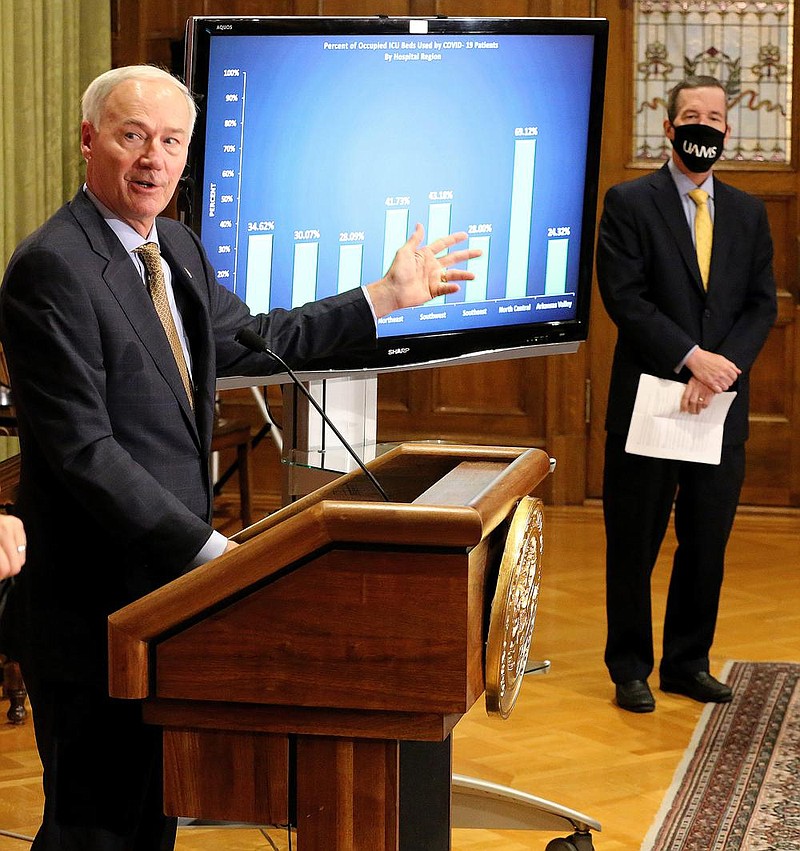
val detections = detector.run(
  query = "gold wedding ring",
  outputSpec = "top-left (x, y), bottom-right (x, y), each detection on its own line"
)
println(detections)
top-left (440, 268), bottom-right (448, 284)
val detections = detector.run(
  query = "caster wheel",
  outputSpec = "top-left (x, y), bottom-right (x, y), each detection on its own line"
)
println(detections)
top-left (546, 833), bottom-right (595, 851)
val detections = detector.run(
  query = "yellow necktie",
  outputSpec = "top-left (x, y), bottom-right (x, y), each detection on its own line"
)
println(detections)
top-left (688, 188), bottom-right (712, 290)
top-left (134, 242), bottom-right (194, 409)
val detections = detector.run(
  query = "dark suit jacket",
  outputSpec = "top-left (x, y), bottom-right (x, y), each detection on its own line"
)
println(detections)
top-left (0, 189), bottom-right (376, 680)
top-left (597, 163), bottom-right (777, 445)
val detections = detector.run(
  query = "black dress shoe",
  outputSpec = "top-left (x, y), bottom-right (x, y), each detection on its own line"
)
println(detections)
top-left (660, 671), bottom-right (733, 703)
top-left (615, 679), bottom-right (655, 713)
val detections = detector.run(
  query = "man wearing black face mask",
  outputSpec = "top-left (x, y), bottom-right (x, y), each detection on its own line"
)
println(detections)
top-left (596, 76), bottom-right (777, 713)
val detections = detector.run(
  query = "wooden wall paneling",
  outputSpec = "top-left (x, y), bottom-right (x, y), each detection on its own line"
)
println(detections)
top-left (146, 0), bottom-right (183, 33)
top-left (111, 0), bottom-right (143, 68)
top-left (434, 0), bottom-right (515, 13)
top-left (752, 187), bottom-right (796, 295)
top-left (138, 0), bottom-right (195, 67)
top-left (585, 192), bottom-right (615, 504)
top-left (378, 359), bottom-right (548, 448)
top-left (201, 1), bottom-right (305, 15)
top-left (793, 301), bottom-right (800, 506)
top-left (741, 193), bottom-right (797, 505)
top-left (585, 0), bottom-right (635, 500)
top-left (319, 0), bottom-right (416, 14)
top-left (744, 294), bottom-right (795, 505)
top-left (545, 346), bottom-right (588, 504)
top-left (227, 1), bottom-right (301, 13)
top-left (376, 370), bottom-right (413, 420)
top-left (748, 295), bottom-right (793, 417)
top-left (434, 0), bottom-right (593, 14)
top-left (377, 358), bottom-right (564, 500)
top-left (126, 0), bottom-right (311, 70)
top-left (585, 287), bottom-right (614, 500)
top-left (429, 361), bottom-right (537, 422)
top-left (794, 229), bottom-right (800, 506)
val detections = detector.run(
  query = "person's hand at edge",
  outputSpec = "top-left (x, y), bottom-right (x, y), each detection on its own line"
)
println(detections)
top-left (0, 515), bottom-right (26, 579)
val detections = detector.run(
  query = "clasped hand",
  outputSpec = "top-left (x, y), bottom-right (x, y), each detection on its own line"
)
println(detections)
top-left (682, 348), bottom-right (741, 414)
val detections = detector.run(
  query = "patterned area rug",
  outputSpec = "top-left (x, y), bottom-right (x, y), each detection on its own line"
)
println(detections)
top-left (641, 661), bottom-right (800, 851)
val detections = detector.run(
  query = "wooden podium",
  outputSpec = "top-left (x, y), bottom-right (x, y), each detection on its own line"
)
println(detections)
top-left (108, 443), bottom-right (552, 850)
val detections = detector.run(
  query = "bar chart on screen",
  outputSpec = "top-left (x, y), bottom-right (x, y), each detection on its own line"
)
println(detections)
top-left (198, 32), bottom-right (592, 340)
top-left (214, 107), bottom-right (572, 320)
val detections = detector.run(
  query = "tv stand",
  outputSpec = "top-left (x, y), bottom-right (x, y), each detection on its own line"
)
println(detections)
top-left (280, 373), bottom-right (379, 502)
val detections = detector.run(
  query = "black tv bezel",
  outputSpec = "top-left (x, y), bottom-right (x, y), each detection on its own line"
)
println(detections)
top-left (183, 15), bottom-right (608, 378)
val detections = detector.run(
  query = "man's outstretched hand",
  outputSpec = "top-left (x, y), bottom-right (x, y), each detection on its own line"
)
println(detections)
top-left (365, 223), bottom-right (482, 318)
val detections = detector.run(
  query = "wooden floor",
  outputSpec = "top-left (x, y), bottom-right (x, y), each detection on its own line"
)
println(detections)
top-left (1, 503), bottom-right (798, 850)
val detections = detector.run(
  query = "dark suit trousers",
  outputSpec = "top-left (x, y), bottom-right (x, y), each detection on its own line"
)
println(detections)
top-left (603, 434), bottom-right (744, 683)
top-left (22, 666), bottom-right (178, 851)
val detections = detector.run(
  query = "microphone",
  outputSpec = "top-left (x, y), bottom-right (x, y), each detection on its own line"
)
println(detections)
top-left (234, 327), bottom-right (390, 502)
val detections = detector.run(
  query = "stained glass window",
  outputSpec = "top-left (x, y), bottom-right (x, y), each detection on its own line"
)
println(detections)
top-left (634, 1), bottom-right (793, 163)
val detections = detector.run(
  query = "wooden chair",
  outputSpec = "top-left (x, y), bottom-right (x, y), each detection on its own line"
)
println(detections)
top-left (211, 416), bottom-right (252, 528)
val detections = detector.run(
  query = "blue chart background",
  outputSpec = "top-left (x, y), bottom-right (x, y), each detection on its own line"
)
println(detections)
top-left (200, 32), bottom-right (596, 335)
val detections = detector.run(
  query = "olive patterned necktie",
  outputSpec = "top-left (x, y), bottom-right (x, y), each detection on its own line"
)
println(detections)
top-left (134, 242), bottom-right (194, 409)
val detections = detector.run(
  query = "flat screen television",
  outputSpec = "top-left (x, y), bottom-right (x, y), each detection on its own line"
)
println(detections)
top-left (182, 15), bottom-right (608, 379)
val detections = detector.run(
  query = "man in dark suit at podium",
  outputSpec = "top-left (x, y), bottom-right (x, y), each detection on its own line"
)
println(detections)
top-left (597, 76), bottom-right (776, 714)
top-left (0, 64), bottom-right (479, 850)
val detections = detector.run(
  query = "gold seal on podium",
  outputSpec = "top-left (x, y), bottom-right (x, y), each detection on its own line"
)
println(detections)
top-left (485, 496), bottom-right (544, 719)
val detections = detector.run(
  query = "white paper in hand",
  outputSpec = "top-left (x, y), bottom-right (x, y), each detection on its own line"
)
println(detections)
top-left (625, 374), bottom-right (736, 465)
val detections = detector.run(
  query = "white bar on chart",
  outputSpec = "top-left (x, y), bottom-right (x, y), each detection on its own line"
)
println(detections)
top-left (427, 203), bottom-right (452, 251)
top-left (383, 208), bottom-right (409, 274)
top-left (426, 203), bottom-right (453, 305)
top-left (245, 234), bottom-right (274, 314)
top-left (505, 139), bottom-right (537, 299)
top-left (544, 238), bottom-right (569, 296)
top-left (292, 242), bottom-right (319, 307)
top-left (337, 243), bottom-right (363, 294)
top-left (465, 236), bottom-right (491, 303)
